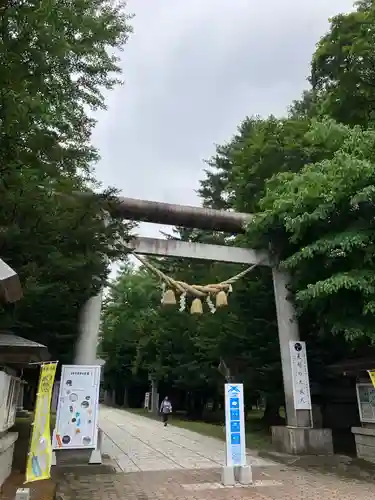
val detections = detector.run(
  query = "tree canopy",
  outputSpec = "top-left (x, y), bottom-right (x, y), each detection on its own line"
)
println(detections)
top-left (248, 119), bottom-right (375, 341)
top-left (0, 0), bottom-right (133, 362)
top-left (311, 0), bottom-right (375, 128)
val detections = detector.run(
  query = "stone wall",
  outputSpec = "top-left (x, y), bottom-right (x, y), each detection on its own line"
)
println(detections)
top-left (352, 426), bottom-right (375, 463)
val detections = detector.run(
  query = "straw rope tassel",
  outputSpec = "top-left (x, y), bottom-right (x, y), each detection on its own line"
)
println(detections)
top-left (129, 250), bottom-right (262, 314)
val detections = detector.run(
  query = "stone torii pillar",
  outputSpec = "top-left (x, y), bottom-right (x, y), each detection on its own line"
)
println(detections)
top-left (52, 291), bottom-right (104, 468)
top-left (75, 291), bottom-right (103, 365)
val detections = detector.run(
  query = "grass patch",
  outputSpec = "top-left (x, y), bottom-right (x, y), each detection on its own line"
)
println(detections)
top-left (125, 408), bottom-right (272, 450)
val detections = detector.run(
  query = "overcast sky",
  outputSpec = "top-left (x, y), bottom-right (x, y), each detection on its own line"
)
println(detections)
top-left (92, 0), bottom-right (354, 274)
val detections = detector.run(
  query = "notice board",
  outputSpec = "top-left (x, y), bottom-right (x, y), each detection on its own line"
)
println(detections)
top-left (356, 383), bottom-right (375, 424)
top-left (52, 365), bottom-right (101, 450)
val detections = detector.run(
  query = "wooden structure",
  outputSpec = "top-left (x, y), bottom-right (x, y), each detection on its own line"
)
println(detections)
top-left (0, 332), bottom-right (49, 488)
top-left (328, 356), bottom-right (375, 461)
top-left (0, 257), bottom-right (49, 489)
top-left (0, 258), bottom-right (22, 304)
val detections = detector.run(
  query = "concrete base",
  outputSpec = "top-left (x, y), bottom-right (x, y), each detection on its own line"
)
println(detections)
top-left (221, 465), bottom-right (252, 486)
top-left (352, 426), bottom-right (375, 463)
top-left (89, 427), bottom-right (103, 464)
top-left (15, 488), bottom-right (30, 500)
top-left (221, 466), bottom-right (235, 486)
top-left (237, 465), bottom-right (253, 485)
top-left (0, 432), bottom-right (18, 489)
top-left (272, 426), bottom-right (333, 455)
top-left (52, 428), bottom-right (103, 467)
top-left (52, 448), bottom-right (93, 466)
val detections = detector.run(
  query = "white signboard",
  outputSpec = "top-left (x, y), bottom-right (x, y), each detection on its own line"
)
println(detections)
top-left (224, 383), bottom-right (246, 467)
top-left (144, 392), bottom-right (150, 409)
top-left (356, 383), bottom-right (375, 423)
top-left (0, 372), bottom-right (20, 433)
top-left (52, 365), bottom-right (101, 450)
top-left (289, 341), bottom-right (312, 410)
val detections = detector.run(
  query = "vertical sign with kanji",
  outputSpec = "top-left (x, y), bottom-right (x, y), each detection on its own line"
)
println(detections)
top-left (289, 341), bottom-right (312, 410)
top-left (144, 392), bottom-right (150, 409)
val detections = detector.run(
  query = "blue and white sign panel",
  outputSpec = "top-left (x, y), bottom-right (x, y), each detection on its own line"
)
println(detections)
top-left (224, 383), bottom-right (246, 467)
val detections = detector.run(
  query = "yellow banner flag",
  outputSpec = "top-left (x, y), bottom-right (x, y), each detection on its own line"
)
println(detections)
top-left (368, 370), bottom-right (375, 389)
top-left (26, 362), bottom-right (57, 483)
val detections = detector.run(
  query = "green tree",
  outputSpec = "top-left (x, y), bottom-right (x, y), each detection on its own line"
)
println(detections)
top-left (100, 258), bottom-right (222, 411)
top-left (1, 0), bottom-right (133, 182)
top-left (0, 0), bottom-right (133, 361)
top-left (288, 90), bottom-right (321, 120)
top-left (1, 172), bottom-right (132, 362)
top-left (311, 0), bottom-right (375, 127)
top-left (100, 262), bottom-right (157, 405)
top-left (199, 115), bottom-right (330, 215)
top-left (248, 118), bottom-right (375, 341)
top-left (198, 115), bottom-right (335, 416)
top-left (198, 112), bottom-right (364, 418)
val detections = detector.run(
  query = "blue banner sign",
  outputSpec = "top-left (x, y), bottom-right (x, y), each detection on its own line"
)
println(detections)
top-left (224, 383), bottom-right (246, 466)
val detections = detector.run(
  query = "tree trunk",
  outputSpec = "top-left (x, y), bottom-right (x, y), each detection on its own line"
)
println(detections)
top-left (261, 397), bottom-right (284, 426)
top-left (123, 387), bottom-right (129, 407)
top-left (186, 393), bottom-right (205, 419)
top-left (212, 397), bottom-right (218, 412)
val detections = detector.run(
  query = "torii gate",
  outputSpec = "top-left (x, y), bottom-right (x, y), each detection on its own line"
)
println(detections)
top-left (76, 197), bottom-right (333, 455)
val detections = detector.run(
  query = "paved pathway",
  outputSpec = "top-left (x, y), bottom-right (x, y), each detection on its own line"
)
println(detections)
top-left (99, 406), bottom-right (274, 472)
top-left (55, 406), bottom-right (375, 500)
top-left (57, 467), bottom-right (375, 500)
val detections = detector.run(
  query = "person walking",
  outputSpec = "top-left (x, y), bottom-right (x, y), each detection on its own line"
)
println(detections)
top-left (159, 396), bottom-right (172, 426)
